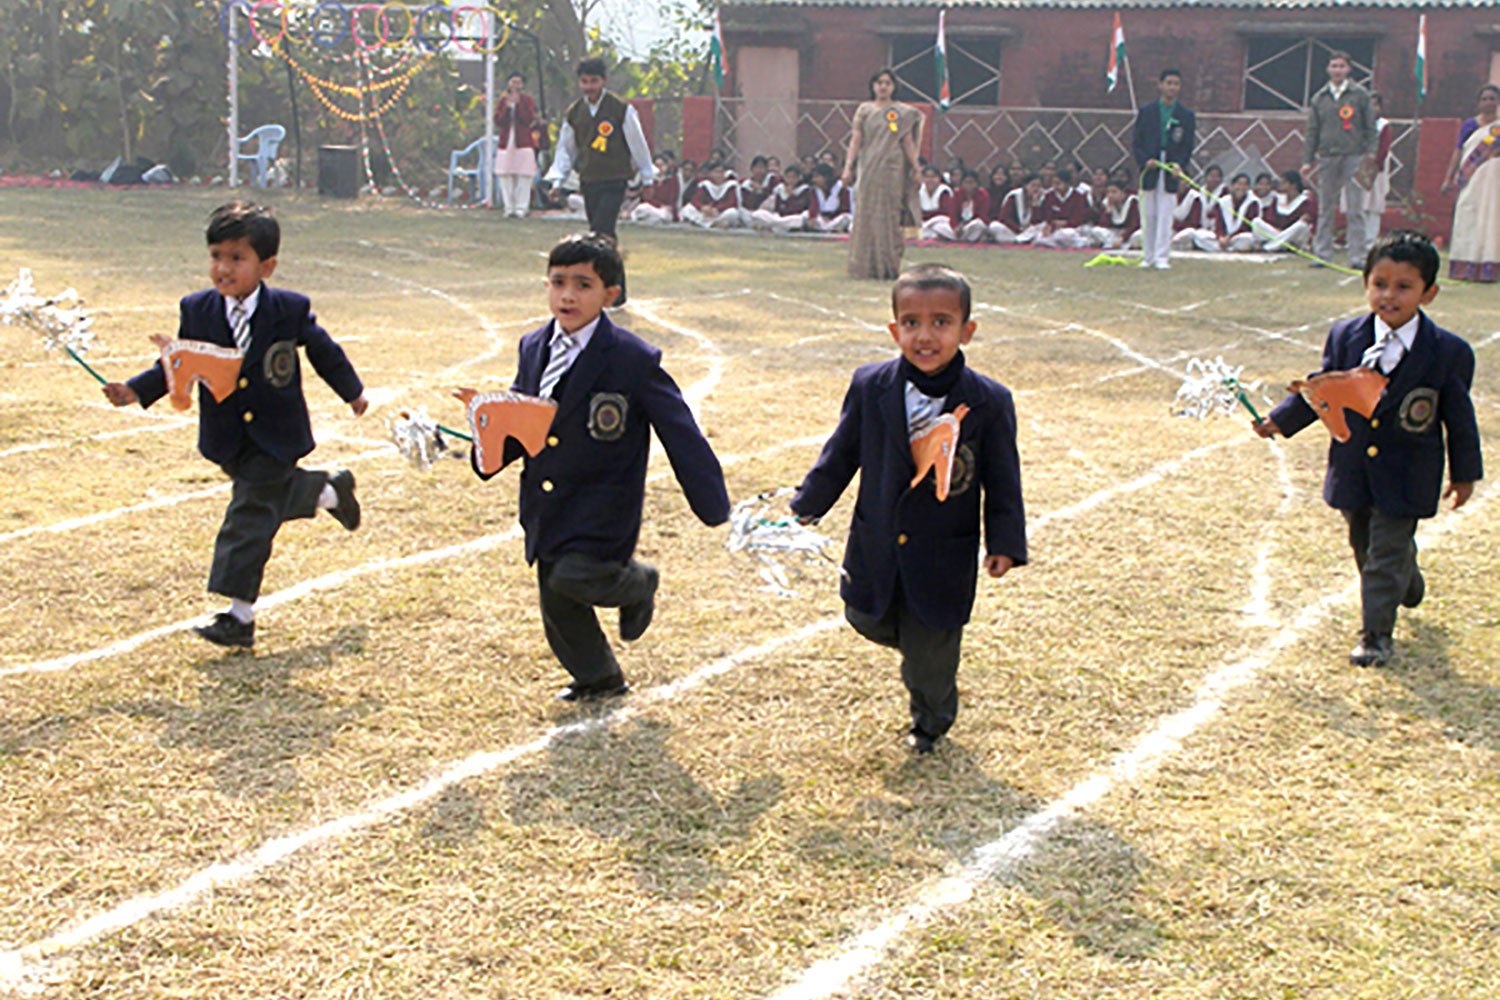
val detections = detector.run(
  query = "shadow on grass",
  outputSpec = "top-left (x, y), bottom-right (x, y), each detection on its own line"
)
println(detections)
top-left (107, 625), bottom-right (381, 797)
top-left (1379, 618), bottom-right (1500, 752)
top-left (499, 715), bottom-right (783, 898)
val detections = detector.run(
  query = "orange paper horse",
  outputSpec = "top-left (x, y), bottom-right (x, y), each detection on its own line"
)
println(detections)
top-left (154, 334), bottom-right (243, 411)
top-left (456, 388), bottom-right (559, 476)
top-left (1289, 368), bottom-right (1387, 443)
top-left (910, 404), bottom-right (970, 502)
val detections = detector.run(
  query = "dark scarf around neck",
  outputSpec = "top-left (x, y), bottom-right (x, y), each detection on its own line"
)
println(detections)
top-left (899, 349), bottom-right (966, 397)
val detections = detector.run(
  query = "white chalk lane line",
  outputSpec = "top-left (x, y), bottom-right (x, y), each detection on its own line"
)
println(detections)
top-left (0, 429), bottom-right (1251, 991)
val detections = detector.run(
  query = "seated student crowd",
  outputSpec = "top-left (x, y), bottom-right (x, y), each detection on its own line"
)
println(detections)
top-left (620, 149), bottom-right (1317, 255)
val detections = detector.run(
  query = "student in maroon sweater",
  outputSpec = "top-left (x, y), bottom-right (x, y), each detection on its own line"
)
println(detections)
top-left (1037, 167), bottom-right (1093, 248)
top-left (750, 164), bottom-right (814, 234)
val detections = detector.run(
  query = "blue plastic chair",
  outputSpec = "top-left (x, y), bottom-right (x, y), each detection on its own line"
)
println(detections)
top-left (235, 124), bottom-right (285, 187)
top-left (447, 137), bottom-right (493, 204)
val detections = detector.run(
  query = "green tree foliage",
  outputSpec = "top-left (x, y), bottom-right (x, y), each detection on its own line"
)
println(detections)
top-left (0, 1), bottom-right (701, 186)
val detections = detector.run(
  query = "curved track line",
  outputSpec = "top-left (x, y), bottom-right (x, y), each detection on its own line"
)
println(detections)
top-left (768, 489), bottom-right (1492, 1000)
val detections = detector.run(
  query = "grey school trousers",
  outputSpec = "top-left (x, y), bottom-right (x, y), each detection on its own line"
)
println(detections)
top-left (845, 584), bottom-right (964, 740)
top-left (1342, 507), bottom-right (1421, 637)
top-left (209, 447), bottom-right (327, 602)
top-left (537, 553), bottom-right (655, 684)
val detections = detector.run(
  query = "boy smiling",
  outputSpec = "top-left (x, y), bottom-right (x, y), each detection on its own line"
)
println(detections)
top-left (792, 264), bottom-right (1027, 754)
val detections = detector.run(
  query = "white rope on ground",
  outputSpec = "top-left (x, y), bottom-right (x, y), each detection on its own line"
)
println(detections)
top-left (767, 489), bottom-right (1491, 1000)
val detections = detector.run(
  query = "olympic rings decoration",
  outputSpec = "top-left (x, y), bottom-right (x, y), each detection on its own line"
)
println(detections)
top-left (219, 0), bottom-right (255, 44)
top-left (380, 2), bottom-right (416, 48)
top-left (221, 1), bottom-right (510, 54)
top-left (451, 6), bottom-right (510, 56)
top-left (249, 0), bottom-right (288, 48)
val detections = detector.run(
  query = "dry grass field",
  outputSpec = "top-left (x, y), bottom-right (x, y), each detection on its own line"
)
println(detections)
top-left (0, 187), bottom-right (1496, 999)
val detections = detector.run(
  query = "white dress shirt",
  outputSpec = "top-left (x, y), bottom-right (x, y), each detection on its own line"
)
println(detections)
top-left (1369, 313), bottom-right (1418, 373)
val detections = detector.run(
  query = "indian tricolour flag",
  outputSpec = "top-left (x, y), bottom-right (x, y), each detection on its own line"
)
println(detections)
top-left (1415, 14), bottom-right (1428, 104)
top-left (936, 10), bottom-right (951, 110)
top-left (1106, 12), bottom-right (1126, 93)
top-left (710, 9), bottom-right (726, 90)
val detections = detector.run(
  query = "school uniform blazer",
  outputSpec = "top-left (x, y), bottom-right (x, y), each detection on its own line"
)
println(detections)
top-left (1268, 311), bottom-right (1483, 519)
top-left (948, 188), bottom-right (992, 226)
top-left (475, 312), bottom-right (731, 565)
top-left (127, 285), bottom-right (363, 466)
top-left (791, 360), bottom-right (1028, 631)
top-left (1132, 100), bottom-right (1196, 193)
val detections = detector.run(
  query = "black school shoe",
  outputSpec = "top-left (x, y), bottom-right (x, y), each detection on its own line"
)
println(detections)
top-left (1349, 633), bottom-right (1394, 667)
top-left (326, 469), bottom-right (360, 531)
top-left (556, 674), bottom-right (631, 702)
top-left (619, 564), bottom-right (659, 642)
top-left (1402, 567), bottom-right (1425, 609)
top-left (193, 612), bottom-right (255, 649)
top-left (906, 726), bottom-right (939, 756)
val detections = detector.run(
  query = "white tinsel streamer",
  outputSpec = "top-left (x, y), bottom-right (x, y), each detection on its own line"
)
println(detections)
top-left (389, 408), bottom-right (459, 471)
top-left (0, 268), bottom-right (96, 357)
top-left (1172, 356), bottom-right (1266, 420)
top-left (726, 487), bottom-right (845, 598)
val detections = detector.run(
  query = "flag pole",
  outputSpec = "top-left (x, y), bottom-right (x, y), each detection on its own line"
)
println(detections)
top-left (1123, 48), bottom-right (1138, 111)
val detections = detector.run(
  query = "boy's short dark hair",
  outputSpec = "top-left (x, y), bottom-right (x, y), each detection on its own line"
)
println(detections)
top-left (207, 201), bottom-right (279, 260)
top-left (1364, 229), bottom-right (1440, 289)
top-left (1255, 172), bottom-right (1273, 184)
top-left (891, 263), bottom-right (973, 323)
top-left (1159, 68), bottom-right (1182, 82)
top-left (1231, 172), bottom-right (1251, 185)
top-left (576, 57), bottom-right (607, 78)
top-left (548, 232), bottom-right (624, 287)
top-left (783, 164), bottom-right (803, 181)
top-left (750, 155), bottom-right (768, 169)
top-left (703, 159), bottom-right (725, 173)
top-left (1054, 166), bottom-right (1073, 184)
top-left (1280, 169), bottom-right (1304, 190)
top-left (960, 169), bottom-right (980, 184)
top-left (813, 163), bottom-right (836, 183)
top-left (1327, 50), bottom-right (1352, 65)
top-left (1022, 172), bottom-right (1040, 186)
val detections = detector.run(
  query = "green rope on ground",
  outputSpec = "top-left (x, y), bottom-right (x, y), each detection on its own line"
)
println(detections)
top-left (1147, 160), bottom-right (1363, 276)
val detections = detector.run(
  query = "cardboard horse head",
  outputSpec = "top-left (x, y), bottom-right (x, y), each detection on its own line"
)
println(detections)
top-left (910, 404), bottom-right (970, 502)
top-left (1289, 368), bottom-right (1388, 443)
top-left (158, 337), bottom-right (243, 411)
top-left (458, 389), bottom-right (559, 475)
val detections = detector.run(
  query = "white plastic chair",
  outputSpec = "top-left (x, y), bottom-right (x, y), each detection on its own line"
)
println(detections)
top-left (447, 137), bottom-right (493, 204)
top-left (235, 124), bottom-right (286, 187)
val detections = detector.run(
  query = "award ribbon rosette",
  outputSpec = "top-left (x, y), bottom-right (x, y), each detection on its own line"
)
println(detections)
top-left (158, 336), bottom-right (244, 411)
top-left (591, 120), bottom-right (613, 153)
top-left (909, 404), bottom-right (970, 502)
top-left (459, 388), bottom-right (559, 475)
top-left (885, 108), bottom-right (900, 134)
top-left (1290, 367), bottom-right (1387, 443)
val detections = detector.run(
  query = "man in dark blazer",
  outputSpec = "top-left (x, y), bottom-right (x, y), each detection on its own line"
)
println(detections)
top-left (1132, 68), bottom-right (1196, 270)
top-left (471, 235), bottom-right (729, 701)
top-left (105, 202), bottom-right (367, 648)
top-left (1258, 232), bottom-right (1482, 666)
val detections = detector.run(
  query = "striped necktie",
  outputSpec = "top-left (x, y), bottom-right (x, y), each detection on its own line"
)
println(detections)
top-left (1360, 327), bottom-right (1403, 374)
top-left (229, 301), bottom-right (252, 353)
top-left (538, 332), bottom-right (577, 399)
top-left (908, 389), bottom-right (942, 439)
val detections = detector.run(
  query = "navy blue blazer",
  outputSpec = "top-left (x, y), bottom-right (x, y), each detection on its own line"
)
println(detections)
top-left (475, 313), bottom-right (730, 565)
top-left (1269, 311), bottom-right (1483, 519)
top-left (126, 286), bottom-right (364, 466)
top-left (1132, 100), bottom-right (1196, 193)
top-left (791, 360), bottom-right (1027, 631)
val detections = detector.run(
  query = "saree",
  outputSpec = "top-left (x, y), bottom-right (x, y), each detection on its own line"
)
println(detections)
top-left (1450, 121), bottom-right (1500, 283)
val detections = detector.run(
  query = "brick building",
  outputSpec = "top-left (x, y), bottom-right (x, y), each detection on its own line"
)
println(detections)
top-left (701, 0), bottom-right (1500, 236)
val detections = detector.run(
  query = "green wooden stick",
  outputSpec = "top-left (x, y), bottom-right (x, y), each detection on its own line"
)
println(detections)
top-left (1229, 382), bottom-right (1263, 423)
top-left (437, 423), bottom-right (473, 443)
top-left (64, 344), bottom-right (107, 385)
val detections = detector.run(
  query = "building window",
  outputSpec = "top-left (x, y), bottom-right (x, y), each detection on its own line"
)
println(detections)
top-left (890, 35), bottom-right (1001, 107)
top-left (1244, 36), bottom-right (1376, 111)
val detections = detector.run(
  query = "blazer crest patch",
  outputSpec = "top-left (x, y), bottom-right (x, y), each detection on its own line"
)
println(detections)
top-left (1398, 387), bottom-right (1439, 434)
top-left (263, 340), bottom-right (298, 388)
top-left (589, 392), bottom-right (628, 441)
top-left (947, 443), bottom-right (976, 498)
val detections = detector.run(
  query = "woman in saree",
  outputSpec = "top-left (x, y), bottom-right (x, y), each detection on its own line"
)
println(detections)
top-left (842, 68), bottom-right (923, 280)
top-left (1447, 84), bottom-right (1500, 283)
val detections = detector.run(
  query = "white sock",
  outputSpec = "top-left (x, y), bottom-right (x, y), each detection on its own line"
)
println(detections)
top-left (227, 599), bottom-right (255, 624)
top-left (317, 484), bottom-right (338, 510)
